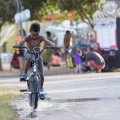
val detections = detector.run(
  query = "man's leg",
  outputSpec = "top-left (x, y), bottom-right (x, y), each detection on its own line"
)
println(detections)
top-left (96, 69), bottom-right (101, 73)
top-left (65, 54), bottom-right (69, 68)
top-left (20, 56), bottom-right (31, 80)
top-left (24, 57), bottom-right (31, 74)
top-left (39, 73), bottom-right (45, 100)
top-left (38, 59), bottom-right (45, 100)
top-left (88, 60), bottom-right (105, 73)
top-left (17, 56), bottom-right (24, 75)
top-left (86, 62), bottom-right (94, 70)
top-left (40, 73), bottom-right (44, 89)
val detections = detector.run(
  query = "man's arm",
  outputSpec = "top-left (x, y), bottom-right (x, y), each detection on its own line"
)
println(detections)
top-left (79, 51), bottom-right (82, 56)
top-left (70, 37), bottom-right (73, 46)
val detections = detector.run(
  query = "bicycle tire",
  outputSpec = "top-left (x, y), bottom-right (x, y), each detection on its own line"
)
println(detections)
top-left (31, 93), bottom-right (38, 109)
top-left (28, 75), bottom-right (39, 109)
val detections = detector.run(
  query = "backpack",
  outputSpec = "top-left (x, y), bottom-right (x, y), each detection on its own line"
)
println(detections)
top-left (11, 51), bottom-right (20, 69)
top-left (68, 57), bottom-right (75, 68)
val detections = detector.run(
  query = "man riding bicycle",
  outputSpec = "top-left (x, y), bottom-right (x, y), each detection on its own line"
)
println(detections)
top-left (15, 22), bottom-right (57, 100)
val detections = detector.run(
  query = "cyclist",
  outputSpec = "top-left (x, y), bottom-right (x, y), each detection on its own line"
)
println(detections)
top-left (82, 48), bottom-right (105, 73)
top-left (15, 22), bottom-right (57, 100)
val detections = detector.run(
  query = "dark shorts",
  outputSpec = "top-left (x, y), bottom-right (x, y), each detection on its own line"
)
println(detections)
top-left (90, 60), bottom-right (105, 70)
top-left (25, 52), bottom-right (43, 73)
top-left (64, 46), bottom-right (69, 54)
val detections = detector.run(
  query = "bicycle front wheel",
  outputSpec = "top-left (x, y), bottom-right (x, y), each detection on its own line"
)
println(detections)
top-left (29, 93), bottom-right (38, 110)
top-left (29, 75), bottom-right (39, 109)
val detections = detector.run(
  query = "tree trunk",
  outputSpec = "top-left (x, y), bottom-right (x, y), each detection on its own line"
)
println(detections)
top-left (0, 23), bottom-right (3, 71)
top-left (0, 57), bottom-right (2, 71)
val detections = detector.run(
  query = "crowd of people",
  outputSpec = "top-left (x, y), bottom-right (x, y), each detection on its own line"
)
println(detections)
top-left (12, 23), bottom-right (106, 77)
top-left (61, 30), bottom-right (105, 74)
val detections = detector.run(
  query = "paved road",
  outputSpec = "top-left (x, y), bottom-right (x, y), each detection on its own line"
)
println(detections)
top-left (1, 72), bottom-right (120, 120)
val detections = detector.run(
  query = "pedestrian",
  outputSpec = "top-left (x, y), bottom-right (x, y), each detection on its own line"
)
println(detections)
top-left (82, 48), bottom-right (105, 73)
top-left (43, 31), bottom-right (54, 70)
top-left (64, 30), bottom-right (73, 68)
top-left (15, 29), bottom-right (26, 75)
top-left (72, 46), bottom-right (82, 74)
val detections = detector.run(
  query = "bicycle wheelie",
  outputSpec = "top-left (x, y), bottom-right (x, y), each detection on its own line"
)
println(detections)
top-left (13, 46), bottom-right (54, 110)
top-left (14, 22), bottom-right (57, 110)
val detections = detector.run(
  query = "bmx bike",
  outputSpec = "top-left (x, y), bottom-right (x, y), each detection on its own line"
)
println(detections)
top-left (13, 46), bottom-right (54, 110)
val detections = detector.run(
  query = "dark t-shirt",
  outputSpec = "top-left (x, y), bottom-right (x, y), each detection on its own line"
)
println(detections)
top-left (85, 51), bottom-right (105, 65)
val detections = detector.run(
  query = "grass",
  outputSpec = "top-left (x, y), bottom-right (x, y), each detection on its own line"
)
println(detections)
top-left (0, 92), bottom-right (21, 120)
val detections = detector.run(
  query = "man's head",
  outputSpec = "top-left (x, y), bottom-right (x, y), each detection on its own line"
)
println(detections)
top-left (30, 22), bottom-right (40, 39)
top-left (66, 30), bottom-right (70, 34)
top-left (82, 47), bottom-right (89, 55)
top-left (46, 31), bottom-right (51, 37)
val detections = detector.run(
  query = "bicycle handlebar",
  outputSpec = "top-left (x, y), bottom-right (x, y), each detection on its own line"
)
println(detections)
top-left (13, 46), bottom-right (54, 54)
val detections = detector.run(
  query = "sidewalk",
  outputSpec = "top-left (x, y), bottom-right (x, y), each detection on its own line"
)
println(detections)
top-left (0, 63), bottom-right (75, 77)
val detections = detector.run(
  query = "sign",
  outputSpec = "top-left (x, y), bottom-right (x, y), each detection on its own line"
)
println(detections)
top-left (94, 18), bottom-right (117, 50)
top-left (14, 9), bottom-right (30, 24)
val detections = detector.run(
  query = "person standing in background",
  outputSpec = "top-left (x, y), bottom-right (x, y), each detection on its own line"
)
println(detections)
top-left (43, 31), bottom-right (54, 69)
top-left (16, 29), bottom-right (26, 75)
top-left (64, 30), bottom-right (73, 68)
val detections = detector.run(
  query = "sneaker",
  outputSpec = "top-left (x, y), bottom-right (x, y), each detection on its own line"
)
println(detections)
top-left (90, 70), bottom-right (96, 73)
top-left (39, 88), bottom-right (45, 100)
top-left (96, 69), bottom-right (101, 73)
top-left (39, 94), bottom-right (45, 100)
top-left (20, 73), bottom-right (27, 81)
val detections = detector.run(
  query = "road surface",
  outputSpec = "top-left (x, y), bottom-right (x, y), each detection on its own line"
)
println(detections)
top-left (1, 72), bottom-right (120, 120)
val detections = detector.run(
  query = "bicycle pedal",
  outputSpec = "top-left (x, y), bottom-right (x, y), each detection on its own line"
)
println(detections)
top-left (39, 92), bottom-right (47, 95)
top-left (20, 89), bottom-right (28, 92)
top-left (20, 79), bottom-right (28, 82)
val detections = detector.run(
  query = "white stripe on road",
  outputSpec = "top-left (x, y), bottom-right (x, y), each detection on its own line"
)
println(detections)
top-left (47, 84), bottom-right (120, 94)
top-left (1, 74), bottom-right (120, 85)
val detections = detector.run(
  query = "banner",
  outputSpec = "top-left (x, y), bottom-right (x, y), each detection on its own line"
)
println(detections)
top-left (94, 18), bottom-right (117, 50)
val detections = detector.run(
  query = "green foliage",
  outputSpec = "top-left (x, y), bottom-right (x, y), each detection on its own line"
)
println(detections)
top-left (0, 93), bottom-right (19, 120)
top-left (59, 0), bottom-right (99, 27)
top-left (0, 0), bottom-right (16, 25)
top-left (0, 0), bottom-right (99, 25)
top-left (21, 0), bottom-right (45, 20)
top-left (0, 0), bottom-right (45, 24)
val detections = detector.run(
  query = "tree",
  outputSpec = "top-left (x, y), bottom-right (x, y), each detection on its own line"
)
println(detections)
top-left (0, 0), bottom-right (46, 71)
top-left (0, 0), bottom-right (99, 71)
top-left (21, 0), bottom-right (45, 20)
top-left (59, 0), bottom-right (99, 28)
top-left (34, 0), bottom-right (99, 27)
top-left (0, 0), bottom-right (16, 71)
